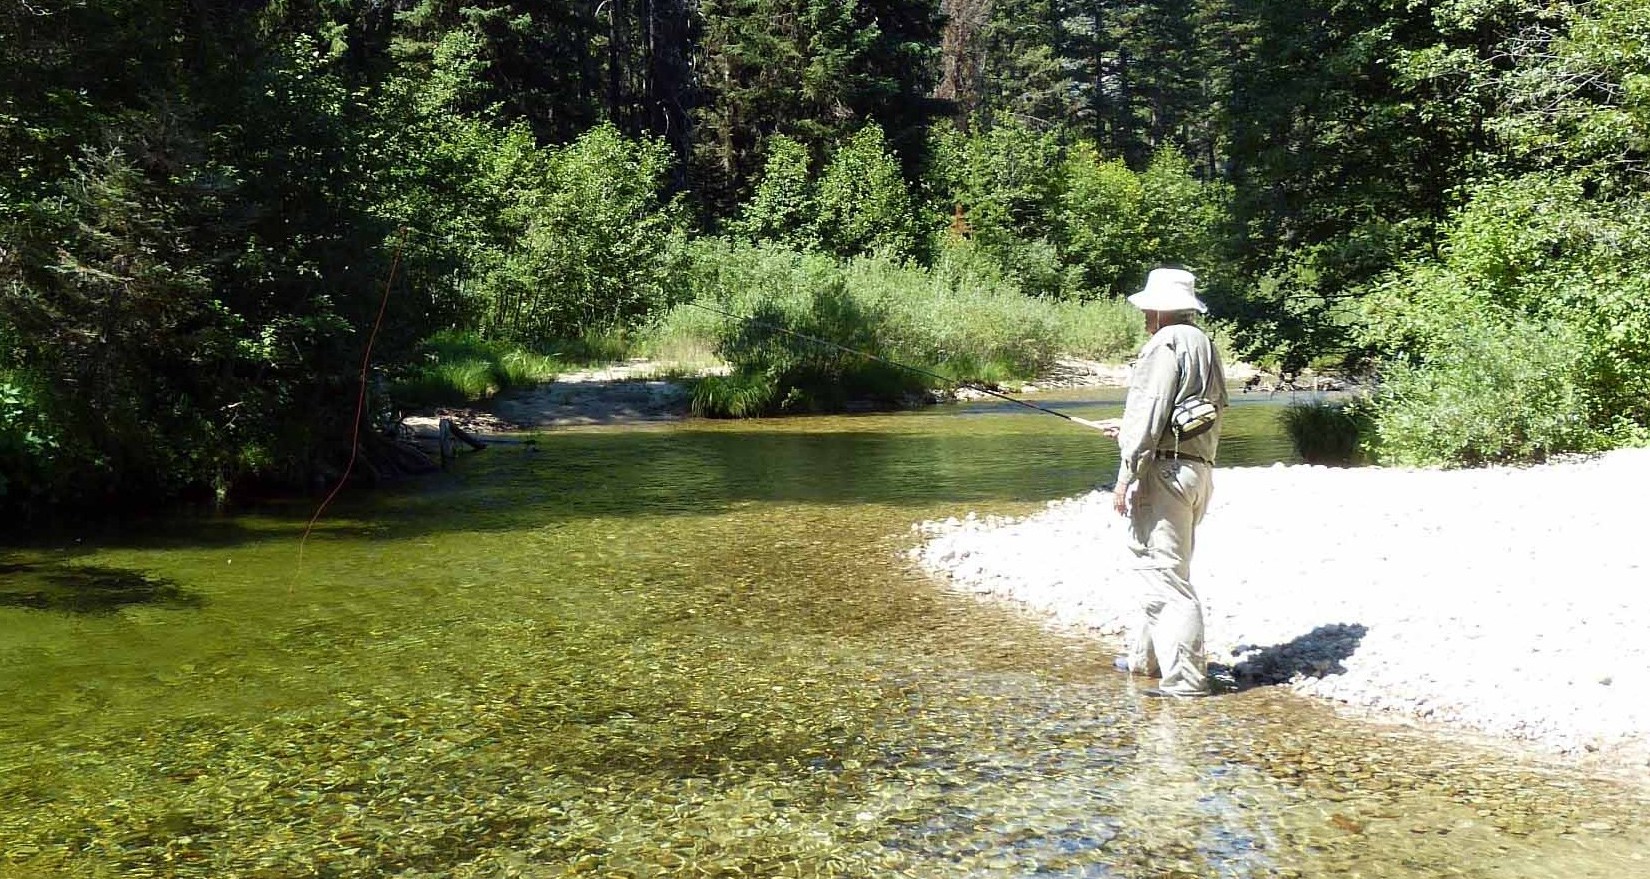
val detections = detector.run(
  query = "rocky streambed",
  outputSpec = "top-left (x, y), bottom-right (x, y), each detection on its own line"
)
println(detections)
top-left (912, 448), bottom-right (1650, 779)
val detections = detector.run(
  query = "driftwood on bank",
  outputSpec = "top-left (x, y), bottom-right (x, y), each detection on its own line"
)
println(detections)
top-left (437, 417), bottom-right (487, 464)
top-left (360, 429), bottom-right (440, 481)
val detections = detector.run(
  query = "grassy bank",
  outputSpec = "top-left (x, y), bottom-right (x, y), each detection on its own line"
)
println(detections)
top-left (637, 240), bottom-right (1151, 416)
top-left (387, 330), bottom-right (565, 411)
top-left (397, 241), bottom-right (1243, 422)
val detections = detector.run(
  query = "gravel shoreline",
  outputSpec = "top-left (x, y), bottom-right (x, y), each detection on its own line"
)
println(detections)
top-left (911, 449), bottom-right (1650, 777)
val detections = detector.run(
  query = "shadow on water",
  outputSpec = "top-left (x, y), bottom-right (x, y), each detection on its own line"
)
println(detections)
top-left (365, 392), bottom-right (1294, 541)
top-left (1221, 623), bottom-right (1369, 688)
top-left (0, 563), bottom-right (201, 614)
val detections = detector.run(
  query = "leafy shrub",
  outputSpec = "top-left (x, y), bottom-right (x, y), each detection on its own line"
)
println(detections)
top-left (731, 135), bottom-right (816, 249)
top-left (1137, 147), bottom-right (1232, 284)
top-left (0, 374), bottom-right (63, 512)
top-left (1363, 173), bottom-right (1650, 464)
top-left (1052, 143), bottom-right (1147, 298)
top-left (814, 124), bottom-right (924, 260)
top-left (1369, 317), bottom-right (1600, 467)
top-left (477, 124), bottom-right (688, 344)
top-left (1054, 144), bottom-right (1229, 300)
top-left (924, 120), bottom-right (1068, 295)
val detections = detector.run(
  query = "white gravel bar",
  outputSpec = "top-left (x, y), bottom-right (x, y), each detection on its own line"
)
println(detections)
top-left (911, 448), bottom-right (1650, 771)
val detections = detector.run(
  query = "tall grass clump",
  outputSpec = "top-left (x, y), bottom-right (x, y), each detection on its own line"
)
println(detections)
top-left (843, 241), bottom-right (1063, 377)
top-left (649, 238), bottom-right (1159, 416)
top-left (690, 371), bottom-right (778, 418)
top-left (687, 276), bottom-right (932, 416)
top-left (1281, 399), bottom-right (1372, 465)
top-left (662, 240), bottom-right (1049, 415)
top-left (1049, 297), bottom-right (1148, 361)
top-left (553, 327), bottom-right (636, 364)
top-left (388, 330), bottom-right (562, 410)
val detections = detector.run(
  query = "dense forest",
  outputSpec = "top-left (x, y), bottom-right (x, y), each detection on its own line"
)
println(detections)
top-left (3, 0), bottom-right (1648, 515)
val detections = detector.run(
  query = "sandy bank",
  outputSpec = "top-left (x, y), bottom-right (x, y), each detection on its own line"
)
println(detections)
top-left (402, 356), bottom-right (1271, 435)
top-left (911, 449), bottom-right (1650, 775)
top-left (400, 360), bottom-right (696, 441)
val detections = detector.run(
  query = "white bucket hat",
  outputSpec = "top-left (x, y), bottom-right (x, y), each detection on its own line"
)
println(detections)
top-left (1127, 267), bottom-right (1207, 313)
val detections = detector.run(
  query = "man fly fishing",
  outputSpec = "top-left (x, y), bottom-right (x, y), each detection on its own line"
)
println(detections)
top-left (1093, 267), bottom-right (1228, 698)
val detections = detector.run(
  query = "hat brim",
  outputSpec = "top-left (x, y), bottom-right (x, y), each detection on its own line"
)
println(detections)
top-left (1127, 289), bottom-right (1208, 313)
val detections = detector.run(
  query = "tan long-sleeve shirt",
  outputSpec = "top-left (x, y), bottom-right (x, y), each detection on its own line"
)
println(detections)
top-left (1116, 323), bottom-right (1228, 487)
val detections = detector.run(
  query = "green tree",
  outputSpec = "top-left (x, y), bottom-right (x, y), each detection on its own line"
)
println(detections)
top-left (1212, 0), bottom-right (1498, 368)
top-left (924, 119), bottom-right (1069, 295)
top-left (1054, 141), bottom-right (1148, 297)
top-left (1358, 1), bottom-right (1650, 463)
top-left (731, 135), bottom-right (818, 248)
top-left (815, 124), bottom-right (924, 259)
top-left (691, 0), bottom-right (943, 210)
top-left (1364, 174), bottom-right (1650, 452)
top-left (392, 0), bottom-right (691, 155)
top-left (943, 119), bottom-right (1067, 245)
top-left (971, 0), bottom-right (1077, 130)
top-left (1486, 0), bottom-right (1650, 186)
top-left (1137, 146), bottom-right (1232, 295)
top-left (480, 125), bottom-right (687, 342)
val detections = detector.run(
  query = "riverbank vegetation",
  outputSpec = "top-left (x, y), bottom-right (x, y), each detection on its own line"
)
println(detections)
top-left (652, 240), bottom-right (1151, 416)
top-left (5, 0), bottom-right (1648, 514)
top-left (387, 331), bottom-right (565, 411)
top-left (1280, 401), bottom-right (1372, 467)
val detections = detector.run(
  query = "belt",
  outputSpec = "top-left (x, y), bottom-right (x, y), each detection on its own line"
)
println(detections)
top-left (1155, 451), bottom-right (1213, 465)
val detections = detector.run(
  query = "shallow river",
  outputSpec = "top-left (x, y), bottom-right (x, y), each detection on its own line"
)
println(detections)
top-left (3, 394), bottom-right (1647, 877)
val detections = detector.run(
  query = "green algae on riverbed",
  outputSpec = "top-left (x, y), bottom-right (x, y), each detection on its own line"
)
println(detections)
top-left (3, 404), bottom-right (1648, 877)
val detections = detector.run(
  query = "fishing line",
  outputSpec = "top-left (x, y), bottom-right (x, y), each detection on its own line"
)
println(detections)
top-left (683, 300), bottom-right (1112, 430)
top-left (298, 226), bottom-right (410, 570)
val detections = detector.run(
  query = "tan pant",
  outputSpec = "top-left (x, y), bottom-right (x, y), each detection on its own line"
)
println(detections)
top-left (1126, 458), bottom-right (1213, 695)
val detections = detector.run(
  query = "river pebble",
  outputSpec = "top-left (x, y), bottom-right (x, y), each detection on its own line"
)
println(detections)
top-left (910, 447), bottom-right (1650, 775)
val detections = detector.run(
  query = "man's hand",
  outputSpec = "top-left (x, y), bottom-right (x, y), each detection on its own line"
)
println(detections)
top-left (1071, 416), bottom-right (1124, 438)
top-left (1112, 481), bottom-right (1132, 516)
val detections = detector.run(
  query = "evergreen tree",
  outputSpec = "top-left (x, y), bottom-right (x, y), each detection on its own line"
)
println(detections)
top-left (690, 0), bottom-right (944, 212)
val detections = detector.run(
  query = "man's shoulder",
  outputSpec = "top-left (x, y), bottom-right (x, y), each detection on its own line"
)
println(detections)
top-left (1149, 323), bottom-right (1213, 352)
top-left (1160, 323), bottom-right (1211, 341)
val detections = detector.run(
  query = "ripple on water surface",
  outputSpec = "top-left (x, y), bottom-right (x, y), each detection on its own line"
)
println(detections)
top-left (1, 405), bottom-right (1647, 877)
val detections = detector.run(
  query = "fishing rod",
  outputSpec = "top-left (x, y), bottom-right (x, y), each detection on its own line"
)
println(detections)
top-left (683, 300), bottom-right (1116, 434)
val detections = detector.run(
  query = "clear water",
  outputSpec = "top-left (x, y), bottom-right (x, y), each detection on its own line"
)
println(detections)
top-left (3, 397), bottom-right (1646, 877)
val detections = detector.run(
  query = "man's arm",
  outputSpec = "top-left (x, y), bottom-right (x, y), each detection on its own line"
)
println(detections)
top-left (1070, 417), bottom-right (1122, 437)
top-left (1115, 345), bottom-right (1179, 488)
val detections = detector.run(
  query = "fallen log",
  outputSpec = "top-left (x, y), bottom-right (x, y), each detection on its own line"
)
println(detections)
top-left (361, 430), bottom-right (440, 476)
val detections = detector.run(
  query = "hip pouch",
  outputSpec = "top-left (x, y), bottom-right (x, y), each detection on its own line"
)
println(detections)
top-left (1171, 397), bottom-right (1219, 439)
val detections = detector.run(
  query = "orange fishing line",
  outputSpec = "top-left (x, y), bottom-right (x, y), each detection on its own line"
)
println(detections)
top-left (297, 227), bottom-right (409, 572)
